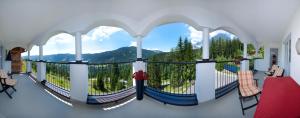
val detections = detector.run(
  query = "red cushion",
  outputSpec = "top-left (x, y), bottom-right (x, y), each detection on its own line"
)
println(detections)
top-left (254, 76), bottom-right (300, 118)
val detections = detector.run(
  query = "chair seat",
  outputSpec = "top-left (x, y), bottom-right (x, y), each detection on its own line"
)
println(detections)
top-left (3, 78), bottom-right (17, 86)
top-left (239, 86), bottom-right (260, 97)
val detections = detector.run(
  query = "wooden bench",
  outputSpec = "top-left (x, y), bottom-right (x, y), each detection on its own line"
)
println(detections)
top-left (87, 87), bottom-right (136, 104)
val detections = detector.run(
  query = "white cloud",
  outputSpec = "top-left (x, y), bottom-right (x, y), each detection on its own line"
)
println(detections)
top-left (82, 26), bottom-right (122, 41)
top-left (129, 41), bottom-right (137, 47)
top-left (46, 33), bottom-right (74, 46)
top-left (188, 26), bottom-right (203, 48)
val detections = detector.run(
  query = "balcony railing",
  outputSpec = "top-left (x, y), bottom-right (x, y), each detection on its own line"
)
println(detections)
top-left (31, 61), bottom-right (37, 77)
top-left (146, 61), bottom-right (196, 95)
top-left (88, 61), bottom-right (133, 96)
top-left (215, 60), bottom-right (239, 99)
top-left (45, 62), bottom-right (70, 97)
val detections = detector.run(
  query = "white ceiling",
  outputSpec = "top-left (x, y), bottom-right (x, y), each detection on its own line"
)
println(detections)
top-left (0, 0), bottom-right (299, 50)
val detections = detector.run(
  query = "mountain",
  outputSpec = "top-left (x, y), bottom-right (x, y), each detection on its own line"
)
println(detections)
top-left (211, 33), bottom-right (231, 40)
top-left (26, 47), bottom-right (162, 63)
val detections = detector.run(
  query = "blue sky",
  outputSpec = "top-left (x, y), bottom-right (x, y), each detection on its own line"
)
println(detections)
top-left (27, 23), bottom-right (235, 56)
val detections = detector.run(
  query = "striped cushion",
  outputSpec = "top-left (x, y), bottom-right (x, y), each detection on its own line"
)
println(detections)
top-left (272, 67), bottom-right (284, 77)
top-left (270, 65), bottom-right (278, 72)
top-left (238, 71), bottom-right (260, 97)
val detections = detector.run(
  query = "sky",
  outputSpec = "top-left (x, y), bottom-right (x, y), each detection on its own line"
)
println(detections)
top-left (27, 23), bottom-right (235, 56)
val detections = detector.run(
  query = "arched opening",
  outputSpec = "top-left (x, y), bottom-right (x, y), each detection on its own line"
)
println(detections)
top-left (142, 22), bottom-right (200, 105)
top-left (9, 47), bottom-right (26, 74)
top-left (83, 26), bottom-right (135, 101)
top-left (43, 33), bottom-right (75, 62)
top-left (209, 30), bottom-right (243, 98)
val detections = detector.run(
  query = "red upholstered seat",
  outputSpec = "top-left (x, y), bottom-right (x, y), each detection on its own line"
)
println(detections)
top-left (254, 77), bottom-right (300, 118)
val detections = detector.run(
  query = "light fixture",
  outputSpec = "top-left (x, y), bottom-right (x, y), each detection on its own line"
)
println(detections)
top-left (297, 38), bottom-right (300, 55)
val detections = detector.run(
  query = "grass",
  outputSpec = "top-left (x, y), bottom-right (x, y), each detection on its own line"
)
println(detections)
top-left (46, 73), bottom-right (70, 91)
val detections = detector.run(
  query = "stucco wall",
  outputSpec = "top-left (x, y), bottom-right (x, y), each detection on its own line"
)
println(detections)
top-left (284, 8), bottom-right (300, 84)
top-left (255, 43), bottom-right (282, 71)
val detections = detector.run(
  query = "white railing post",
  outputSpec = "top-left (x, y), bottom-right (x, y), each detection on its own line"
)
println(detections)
top-left (70, 62), bottom-right (88, 102)
top-left (195, 61), bottom-right (215, 103)
top-left (241, 42), bottom-right (249, 71)
top-left (70, 32), bottom-right (88, 102)
top-left (37, 45), bottom-right (46, 82)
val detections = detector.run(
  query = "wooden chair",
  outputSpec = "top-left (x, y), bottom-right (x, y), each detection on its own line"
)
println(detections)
top-left (272, 67), bottom-right (284, 77)
top-left (264, 65), bottom-right (278, 76)
top-left (0, 70), bottom-right (17, 99)
top-left (237, 71), bottom-right (261, 115)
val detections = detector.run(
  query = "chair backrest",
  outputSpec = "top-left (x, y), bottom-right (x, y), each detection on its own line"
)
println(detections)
top-left (238, 71), bottom-right (255, 88)
top-left (272, 67), bottom-right (284, 77)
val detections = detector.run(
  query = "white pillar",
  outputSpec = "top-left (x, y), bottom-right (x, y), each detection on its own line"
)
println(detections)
top-left (255, 47), bottom-right (259, 57)
top-left (70, 63), bottom-right (88, 102)
top-left (4, 49), bottom-right (11, 73)
top-left (243, 43), bottom-right (247, 58)
top-left (241, 43), bottom-right (249, 71)
top-left (39, 45), bottom-right (43, 61)
top-left (202, 28), bottom-right (210, 60)
top-left (4, 61), bottom-right (11, 74)
top-left (37, 62), bottom-right (46, 81)
top-left (75, 32), bottom-right (82, 61)
top-left (136, 36), bottom-right (143, 59)
top-left (195, 61), bottom-right (215, 103)
top-left (26, 51), bottom-right (31, 73)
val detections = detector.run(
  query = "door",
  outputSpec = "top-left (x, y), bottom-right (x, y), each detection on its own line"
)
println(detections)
top-left (10, 47), bottom-right (25, 73)
top-left (270, 48), bottom-right (278, 67)
top-left (284, 39), bottom-right (291, 75)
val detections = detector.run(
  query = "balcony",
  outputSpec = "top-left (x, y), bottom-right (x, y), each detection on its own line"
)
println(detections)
top-left (0, 71), bottom-right (266, 118)
top-left (1, 1), bottom-right (300, 118)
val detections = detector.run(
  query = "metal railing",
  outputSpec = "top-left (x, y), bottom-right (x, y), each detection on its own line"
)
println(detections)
top-left (31, 61), bottom-right (37, 77)
top-left (45, 62), bottom-right (70, 95)
top-left (21, 60), bottom-right (26, 73)
top-left (215, 60), bottom-right (239, 98)
top-left (146, 61), bottom-right (196, 95)
top-left (88, 61), bottom-right (133, 96)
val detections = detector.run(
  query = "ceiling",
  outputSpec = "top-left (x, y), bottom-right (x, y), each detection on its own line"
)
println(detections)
top-left (0, 0), bottom-right (299, 50)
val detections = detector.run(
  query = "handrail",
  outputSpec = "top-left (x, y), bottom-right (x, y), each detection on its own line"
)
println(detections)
top-left (146, 61), bottom-right (196, 64)
top-left (88, 61), bottom-right (134, 65)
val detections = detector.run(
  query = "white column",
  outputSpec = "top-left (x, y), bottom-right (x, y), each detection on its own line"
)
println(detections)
top-left (37, 62), bottom-right (46, 81)
top-left (37, 45), bottom-right (45, 81)
top-left (39, 45), bottom-right (43, 61)
top-left (255, 47), bottom-right (259, 57)
top-left (243, 43), bottom-right (247, 58)
top-left (75, 32), bottom-right (82, 61)
top-left (202, 28), bottom-right (210, 60)
top-left (136, 36), bottom-right (143, 59)
top-left (195, 62), bottom-right (215, 103)
top-left (241, 42), bottom-right (249, 71)
top-left (70, 63), bottom-right (88, 102)
top-left (4, 49), bottom-right (11, 73)
top-left (26, 51), bottom-right (31, 73)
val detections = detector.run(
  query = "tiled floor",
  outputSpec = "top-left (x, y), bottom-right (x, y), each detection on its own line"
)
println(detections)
top-left (0, 72), bottom-right (266, 118)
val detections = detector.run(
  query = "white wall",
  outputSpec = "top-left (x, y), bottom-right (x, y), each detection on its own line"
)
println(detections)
top-left (283, 7), bottom-right (300, 84)
top-left (255, 43), bottom-right (282, 71)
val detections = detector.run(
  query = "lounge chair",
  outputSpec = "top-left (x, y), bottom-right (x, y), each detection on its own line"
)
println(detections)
top-left (264, 65), bottom-right (278, 76)
top-left (0, 70), bottom-right (17, 99)
top-left (237, 71), bottom-right (261, 115)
